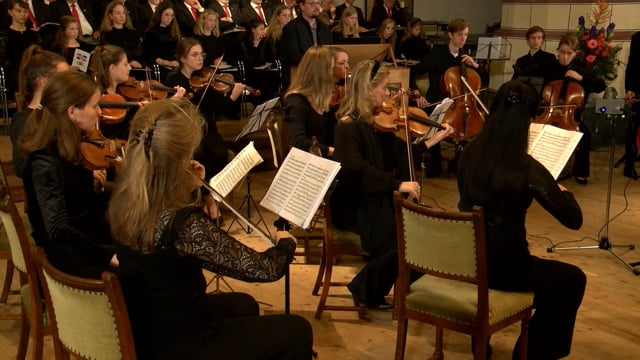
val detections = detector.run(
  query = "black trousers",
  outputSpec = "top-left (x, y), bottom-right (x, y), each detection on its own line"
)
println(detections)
top-left (509, 257), bottom-right (587, 360)
top-left (203, 292), bottom-right (314, 360)
top-left (573, 121), bottom-right (592, 178)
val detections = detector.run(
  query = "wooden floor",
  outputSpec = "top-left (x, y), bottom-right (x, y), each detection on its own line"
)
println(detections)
top-left (1, 119), bottom-right (639, 359)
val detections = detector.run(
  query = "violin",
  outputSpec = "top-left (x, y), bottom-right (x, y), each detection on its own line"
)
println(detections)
top-left (80, 128), bottom-right (127, 171)
top-left (374, 99), bottom-right (444, 140)
top-left (439, 49), bottom-right (487, 143)
top-left (99, 93), bottom-right (140, 124)
top-left (190, 67), bottom-right (261, 96)
top-left (117, 77), bottom-right (179, 101)
top-left (534, 78), bottom-right (583, 131)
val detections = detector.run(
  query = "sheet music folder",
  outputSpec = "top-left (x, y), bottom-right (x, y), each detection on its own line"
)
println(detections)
top-left (233, 97), bottom-right (280, 142)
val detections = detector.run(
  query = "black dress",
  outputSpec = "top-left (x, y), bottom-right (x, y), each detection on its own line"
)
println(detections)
top-left (331, 117), bottom-right (408, 306)
top-left (194, 33), bottom-right (224, 67)
top-left (100, 27), bottom-right (144, 65)
top-left (283, 93), bottom-right (335, 157)
top-left (457, 154), bottom-right (586, 359)
top-left (2, 27), bottom-right (40, 92)
top-left (116, 207), bottom-right (313, 360)
top-left (23, 148), bottom-right (114, 278)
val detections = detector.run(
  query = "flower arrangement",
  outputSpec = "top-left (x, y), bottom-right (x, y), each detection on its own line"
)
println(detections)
top-left (575, 0), bottom-right (622, 82)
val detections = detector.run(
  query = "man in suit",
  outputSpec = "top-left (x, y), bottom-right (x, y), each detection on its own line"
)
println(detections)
top-left (624, 31), bottom-right (640, 179)
top-left (281, 0), bottom-right (331, 66)
top-left (206, 0), bottom-right (246, 31)
top-left (50, 0), bottom-right (98, 37)
top-left (174, 0), bottom-right (204, 37)
top-left (240, 0), bottom-right (271, 27)
top-left (370, 0), bottom-right (405, 29)
top-left (334, 0), bottom-right (363, 28)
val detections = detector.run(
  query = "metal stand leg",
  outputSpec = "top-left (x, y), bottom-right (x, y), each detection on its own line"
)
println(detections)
top-left (226, 175), bottom-right (272, 237)
top-left (548, 113), bottom-right (638, 275)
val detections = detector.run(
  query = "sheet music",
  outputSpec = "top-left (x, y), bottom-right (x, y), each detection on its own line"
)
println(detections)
top-left (71, 49), bottom-right (91, 72)
top-left (234, 97), bottom-right (280, 142)
top-left (423, 98), bottom-right (454, 138)
top-left (260, 147), bottom-right (341, 229)
top-left (208, 141), bottom-right (263, 198)
top-left (528, 123), bottom-right (583, 179)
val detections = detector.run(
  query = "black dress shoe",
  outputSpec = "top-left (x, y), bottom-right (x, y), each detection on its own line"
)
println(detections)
top-left (574, 176), bottom-right (588, 185)
top-left (624, 165), bottom-right (638, 180)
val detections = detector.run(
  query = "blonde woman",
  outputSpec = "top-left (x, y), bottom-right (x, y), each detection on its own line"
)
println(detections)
top-left (332, 6), bottom-right (359, 43)
top-left (109, 98), bottom-right (313, 359)
top-left (379, 17), bottom-right (397, 59)
top-left (264, 5), bottom-right (291, 63)
top-left (193, 9), bottom-right (224, 67)
top-left (284, 46), bottom-right (336, 157)
top-left (99, 0), bottom-right (143, 68)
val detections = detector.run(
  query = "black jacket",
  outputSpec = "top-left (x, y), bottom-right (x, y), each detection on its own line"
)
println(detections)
top-left (50, 0), bottom-right (97, 31)
top-left (280, 16), bottom-right (332, 66)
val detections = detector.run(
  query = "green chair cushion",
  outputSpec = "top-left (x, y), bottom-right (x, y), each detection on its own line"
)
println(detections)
top-left (406, 274), bottom-right (534, 326)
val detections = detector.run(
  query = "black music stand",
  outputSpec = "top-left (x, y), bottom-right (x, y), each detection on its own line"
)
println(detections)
top-left (547, 99), bottom-right (638, 275)
top-left (226, 97), bottom-right (280, 235)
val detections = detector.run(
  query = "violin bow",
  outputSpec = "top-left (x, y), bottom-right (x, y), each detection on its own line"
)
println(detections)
top-left (460, 76), bottom-right (490, 115)
top-left (196, 55), bottom-right (224, 110)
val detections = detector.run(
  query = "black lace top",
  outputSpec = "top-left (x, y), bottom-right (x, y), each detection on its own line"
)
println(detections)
top-left (117, 207), bottom-right (295, 359)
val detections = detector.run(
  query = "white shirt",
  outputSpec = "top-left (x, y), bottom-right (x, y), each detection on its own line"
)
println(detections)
top-left (67, 1), bottom-right (94, 35)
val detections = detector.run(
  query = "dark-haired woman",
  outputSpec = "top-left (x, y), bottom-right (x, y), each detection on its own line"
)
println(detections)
top-left (142, 1), bottom-right (181, 81)
top-left (457, 79), bottom-right (586, 360)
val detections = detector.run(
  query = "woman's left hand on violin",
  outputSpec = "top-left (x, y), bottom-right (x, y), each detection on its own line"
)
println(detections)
top-left (171, 86), bottom-right (187, 98)
top-left (424, 123), bottom-right (454, 149)
top-left (93, 169), bottom-right (107, 186)
top-left (565, 70), bottom-right (583, 82)
top-left (229, 83), bottom-right (245, 101)
top-left (461, 54), bottom-right (480, 69)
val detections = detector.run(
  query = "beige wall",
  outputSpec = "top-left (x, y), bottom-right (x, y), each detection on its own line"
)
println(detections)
top-left (497, 1), bottom-right (639, 93)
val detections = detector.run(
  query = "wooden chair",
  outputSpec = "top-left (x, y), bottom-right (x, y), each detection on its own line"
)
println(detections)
top-left (392, 192), bottom-right (534, 360)
top-left (34, 247), bottom-right (137, 360)
top-left (0, 160), bottom-right (49, 360)
top-left (312, 193), bottom-right (369, 319)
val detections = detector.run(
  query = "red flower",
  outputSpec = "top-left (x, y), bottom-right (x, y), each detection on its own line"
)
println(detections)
top-left (586, 55), bottom-right (597, 63)
top-left (587, 39), bottom-right (599, 49)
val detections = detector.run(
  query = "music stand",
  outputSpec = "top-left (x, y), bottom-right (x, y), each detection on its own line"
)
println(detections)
top-left (547, 99), bottom-right (638, 275)
top-left (227, 97), bottom-right (280, 235)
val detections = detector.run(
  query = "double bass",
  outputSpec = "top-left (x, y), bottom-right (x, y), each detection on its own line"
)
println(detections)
top-left (439, 49), bottom-right (488, 143)
top-left (534, 77), bottom-right (584, 131)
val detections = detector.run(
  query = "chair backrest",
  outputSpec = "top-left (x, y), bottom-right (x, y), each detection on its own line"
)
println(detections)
top-left (265, 110), bottom-right (291, 168)
top-left (34, 248), bottom-right (137, 360)
top-left (393, 192), bottom-right (487, 288)
top-left (0, 161), bottom-right (33, 278)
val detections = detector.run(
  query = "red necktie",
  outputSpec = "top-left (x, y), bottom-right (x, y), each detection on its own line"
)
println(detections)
top-left (70, 4), bottom-right (82, 33)
top-left (256, 5), bottom-right (265, 23)
top-left (26, 3), bottom-right (38, 27)
top-left (386, 8), bottom-right (392, 18)
top-left (191, 6), bottom-right (198, 21)
top-left (222, 4), bottom-right (231, 18)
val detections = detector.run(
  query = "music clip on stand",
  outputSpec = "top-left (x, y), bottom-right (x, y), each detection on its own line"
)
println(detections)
top-left (547, 99), bottom-right (639, 275)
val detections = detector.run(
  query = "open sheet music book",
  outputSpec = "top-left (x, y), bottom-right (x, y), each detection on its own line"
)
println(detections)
top-left (421, 98), bottom-right (454, 139)
top-left (528, 123), bottom-right (583, 180)
top-left (260, 147), bottom-right (341, 229)
top-left (208, 141), bottom-right (264, 198)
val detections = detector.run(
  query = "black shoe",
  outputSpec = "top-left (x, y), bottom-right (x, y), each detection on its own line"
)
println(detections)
top-left (624, 165), bottom-right (638, 180)
top-left (347, 282), bottom-right (393, 310)
top-left (574, 176), bottom-right (588, 185)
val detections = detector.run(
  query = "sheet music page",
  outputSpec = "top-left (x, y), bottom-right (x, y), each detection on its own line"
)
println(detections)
top-left (209, 141), bottom-right (263, 198)
top-left (71, 49), bottom-right (91, 72)
top-left (528, 123), bottom-right (583, 179)
top-left (260, 147), bottom-right (341, 229)
top-left (423, 98), bottom-right (453, 138)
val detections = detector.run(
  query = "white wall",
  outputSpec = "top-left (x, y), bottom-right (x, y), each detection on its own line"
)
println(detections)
top-left (413, 0), bottom-right (502, 34)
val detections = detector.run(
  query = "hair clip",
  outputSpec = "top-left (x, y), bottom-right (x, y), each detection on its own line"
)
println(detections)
top-left (133, 128), bottom-right (154, 160)
top-left (506, 93), bottom-right (521, 104)
top-left (36, 104), bottom-right (43, 110)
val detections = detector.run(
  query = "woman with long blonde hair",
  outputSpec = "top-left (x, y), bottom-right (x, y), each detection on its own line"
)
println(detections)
top-left (193, 9), bottom-right (224, 67)
top-left (99, 0), bottom-right (143, 69)
top-left (332, 60), bottom-right (452, 308)
top-left (284, 46), bottom-right (336, 157)
top-left (264, 5), bottom-right (291, 63)
top-left (332, 6), bottom-right (360, 43)
top-left (109, 98), bottom-right (313, 360)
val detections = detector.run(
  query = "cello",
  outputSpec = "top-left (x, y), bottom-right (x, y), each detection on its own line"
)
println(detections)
top-left (439, 48), bottom-right (487, 143)
top-left (534, 77), bottom-right (583, 131)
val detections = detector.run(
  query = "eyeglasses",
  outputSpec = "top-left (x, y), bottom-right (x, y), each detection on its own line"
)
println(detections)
top-left (189, 52), bottom-right (207, 58)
